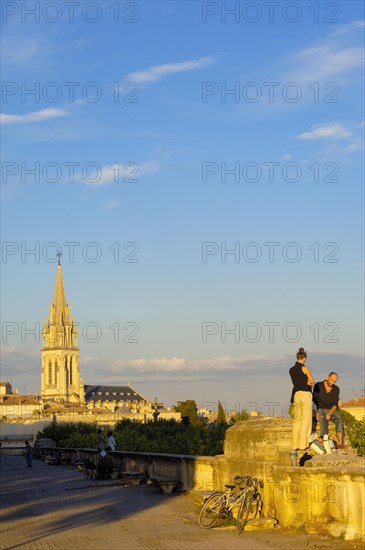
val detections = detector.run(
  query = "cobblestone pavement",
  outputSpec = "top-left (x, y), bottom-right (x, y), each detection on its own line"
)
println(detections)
top-left (0, 457), bottom-right (361, 550)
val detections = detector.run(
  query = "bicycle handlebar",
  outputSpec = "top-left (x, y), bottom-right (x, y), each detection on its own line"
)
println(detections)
top-left (232, 475), bottom-right (263, 489)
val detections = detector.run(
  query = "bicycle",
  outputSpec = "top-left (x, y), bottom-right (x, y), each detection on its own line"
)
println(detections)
top-left (236, 477), bottom-right (264, 530)
top-left (199, 475), bottom-right (262, 530)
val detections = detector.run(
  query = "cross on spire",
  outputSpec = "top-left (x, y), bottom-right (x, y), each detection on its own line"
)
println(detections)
top-left (56, 250), bottom-right (62, 265)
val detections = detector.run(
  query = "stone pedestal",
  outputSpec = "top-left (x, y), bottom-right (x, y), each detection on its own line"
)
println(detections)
top-left (211, 418), bottom-right (365, 541)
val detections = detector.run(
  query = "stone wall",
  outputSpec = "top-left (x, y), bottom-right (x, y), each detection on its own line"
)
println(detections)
top-left (213, 418), bottom-right (365, 541)
top-left (33, 417), bottom-right (365, 540)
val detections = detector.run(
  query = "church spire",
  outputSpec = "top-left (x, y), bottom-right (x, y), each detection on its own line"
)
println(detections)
top-left (41, 262), bottom-right (84, 403)
top-left (53, 260), bottom-right (67, 320)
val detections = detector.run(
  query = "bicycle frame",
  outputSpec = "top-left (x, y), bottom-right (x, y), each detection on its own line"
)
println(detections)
top-left (199, 475), bottom-right (264, 531)
top-left (199, 476), bottom-right (253, 528)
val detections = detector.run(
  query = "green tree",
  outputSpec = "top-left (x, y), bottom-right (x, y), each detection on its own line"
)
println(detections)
top-left (35, 416), bottom-right (233, 456)
top-left (36, 420), bottom-right (98, 448)
top-left (338, 409), bottom-right (365, 456)
top-left (173, 400), bottom-right (199, 425)
top-left (216, 401), bottom-right (227, 426)
top-left (114, 418), bottom-right (228, 455)
top-left (230, 409), bottom-right (250, 424)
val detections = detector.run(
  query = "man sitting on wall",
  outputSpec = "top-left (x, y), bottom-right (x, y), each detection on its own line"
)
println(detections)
top-left (313, 372), bottom-right (344, 449)
top-left (96, 451), bottom-right (114, 479)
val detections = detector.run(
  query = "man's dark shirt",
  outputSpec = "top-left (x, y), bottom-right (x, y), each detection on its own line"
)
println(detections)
top-left (313, 381), bottom-right (339, 409)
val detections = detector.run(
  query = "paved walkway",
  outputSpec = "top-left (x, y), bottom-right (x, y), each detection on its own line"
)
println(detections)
top-left (0, 456), bottom-right (360, 550)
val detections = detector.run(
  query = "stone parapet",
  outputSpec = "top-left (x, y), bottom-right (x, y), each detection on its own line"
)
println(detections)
top-left (32, 418), bottom-right (365, 540)
top-left (215, 419), bottom-right (365, 540)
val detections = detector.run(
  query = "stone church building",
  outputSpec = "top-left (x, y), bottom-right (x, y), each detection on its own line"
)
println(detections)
top-left (41, 260), bottom-right (84, 403)
top-left (40, 261), bottom-right (148, 412)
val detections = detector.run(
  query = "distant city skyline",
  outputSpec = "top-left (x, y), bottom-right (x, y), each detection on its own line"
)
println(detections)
top-left (1, 1), bottom-right (364, 410)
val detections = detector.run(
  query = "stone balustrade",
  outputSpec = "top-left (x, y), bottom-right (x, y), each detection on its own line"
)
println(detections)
top-left (32, 417), bottom-right (365, 541)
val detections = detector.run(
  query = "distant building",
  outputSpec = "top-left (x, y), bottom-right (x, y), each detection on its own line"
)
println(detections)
top-left (340, 397), bottom-right (365, 421)
top-left (0, 382), bottom-right (12, 397)
top-left (84, 384), bottom-right (150, 412)
top-left (0, 394), bottom-right (42, 419)
top-left (41, 260), bottom-right (84, 403)
top-left (2, 263), bottom-right (178, 423)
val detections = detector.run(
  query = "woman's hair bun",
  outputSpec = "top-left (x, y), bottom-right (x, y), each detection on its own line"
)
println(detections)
top-left (298, 347), bottom-right (305, 353)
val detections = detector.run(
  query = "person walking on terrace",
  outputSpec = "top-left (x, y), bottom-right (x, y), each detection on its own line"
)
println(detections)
top-left (97, 429), bottom-right (105, 452)
top-left (313, 372), bottom-right (344, 448)
top-left (106, 430), bottom-right (116, 451)
top-left (289, 347), bottom-right (315, 451)
top-left (25, 440), bottom-right (33, 468)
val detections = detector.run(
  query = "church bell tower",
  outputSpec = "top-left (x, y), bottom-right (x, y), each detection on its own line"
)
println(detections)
top-left (41, 256), bottom-right (84, 403)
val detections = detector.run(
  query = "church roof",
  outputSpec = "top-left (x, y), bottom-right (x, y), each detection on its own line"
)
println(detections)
top-left (84, 384), bottom-right (146, 403)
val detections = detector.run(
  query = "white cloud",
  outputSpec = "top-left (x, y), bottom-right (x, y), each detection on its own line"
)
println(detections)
top-left (329, 19), bottom-right (365, 37)
top-left (290, 45), bottom-right (363, 82)
top-left (79, 161), bottom-right (161, 187)
top-left (296, 124), bottom-right (352, 140)
top-left (111, 355), bottom-right (271, 380)
top-left (90, 352), bottom-right (363, 385)
top-left (1, 35), bottom-right (45, 64)
top-left (284, 18), bottom-right (364, 83)
top-left (0, 108), bottom-right (69, 125)
top-left (1, 345), bottom-right (17, 355)
top-left (80, 356), bottom-right (100, 366)
top-left (124, 56), bottom-right (216, 85)
top-left (102, 200), bottom-right (119, 210)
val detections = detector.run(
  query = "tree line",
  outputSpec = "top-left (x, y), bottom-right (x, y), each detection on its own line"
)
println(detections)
top-left (35, 400), bottom-right (364, 456)
top-left (36, 400), bottom-right (247, 455)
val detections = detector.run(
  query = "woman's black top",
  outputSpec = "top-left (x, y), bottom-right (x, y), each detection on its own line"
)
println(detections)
top-left (289, 361), bottom-right (311, 403)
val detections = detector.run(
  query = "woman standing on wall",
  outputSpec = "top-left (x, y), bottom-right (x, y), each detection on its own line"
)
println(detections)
top-left (289, 347), bottom-right (315, 451)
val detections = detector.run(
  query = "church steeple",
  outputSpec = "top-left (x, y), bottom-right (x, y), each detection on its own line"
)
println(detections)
top-left (53, 260), bottom-right (67, 317)
top-left (41, 262), bottom-right (84, 403)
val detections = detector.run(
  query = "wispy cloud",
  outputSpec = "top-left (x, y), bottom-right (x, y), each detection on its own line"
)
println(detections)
top-left (1, 345), bottom-right (17, 355)
top-left (109, 355), bottom-right (273, 382)
top-left (1, 35), bottom-right (46, 64)
top-left (124, 56), bottom-right (216, 85)
top-left (2, 33), bottom-right (90, 67)
top-left (289, 45), bottom-right (363, 82)
top-left (80, 351), bottom-right (364, 391)
top-left (1, 345), bottom-right (39, 377)
top-left (285, 20), bottom-right (364, 83)
top-left (78, 161), bottom-right (161, 187)
top-left (102, 200), bottom-right (120, 210)
top-left (329, 19), bottom-right (365, 37)
top-left (296, 124), bottom-right (352, 140)
top-left (80, 356), bottom-right (101, 366)
top-left (2, 349), bottom-right (362, 403)
top-left (0, 108), bottom-right (70, 125)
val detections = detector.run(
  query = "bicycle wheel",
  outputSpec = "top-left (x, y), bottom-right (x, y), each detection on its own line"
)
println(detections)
top-left (236, 492), bottom-right (262, 530)
top-left (199, 492), bottom-right (226, 528)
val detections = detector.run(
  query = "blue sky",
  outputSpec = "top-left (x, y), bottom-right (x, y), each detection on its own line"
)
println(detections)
top-left (1, 1), bottom-right (364, 412)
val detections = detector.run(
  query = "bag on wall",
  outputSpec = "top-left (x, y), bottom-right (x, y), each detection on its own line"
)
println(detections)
top-left (323, 435), bottom-right (337, 454)
top-left (309, 433), bottom-right (337, 454)
top-left (309, 433), bottom-right (325, 454)
top-left (309, 439), bottom-right (326, 455)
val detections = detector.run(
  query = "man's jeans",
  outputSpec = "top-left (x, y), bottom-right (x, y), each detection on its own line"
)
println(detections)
top-left (318, 409), bottom-right (343, 436)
